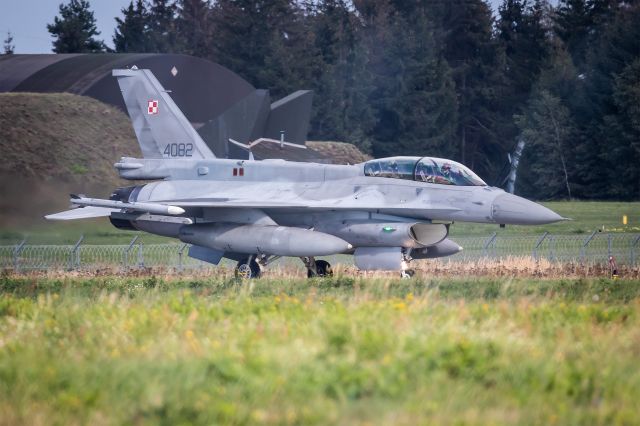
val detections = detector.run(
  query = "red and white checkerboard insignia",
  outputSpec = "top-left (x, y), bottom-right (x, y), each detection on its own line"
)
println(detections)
top-left (147, 100), bottom-right (159, 115)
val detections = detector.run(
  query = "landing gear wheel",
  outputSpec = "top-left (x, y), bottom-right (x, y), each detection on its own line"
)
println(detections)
top-left (307, 260), bottom-right (333, 278)
top-left (235, 258), bottom-right (261, 279)
top-left (400, 269), bottom-right (415, 279)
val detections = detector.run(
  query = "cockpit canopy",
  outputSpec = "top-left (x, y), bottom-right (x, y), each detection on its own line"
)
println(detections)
top-left (363, 156), bottom-right (487, 187)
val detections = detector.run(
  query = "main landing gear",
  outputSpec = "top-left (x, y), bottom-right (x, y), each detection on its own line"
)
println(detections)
top-left (234, 256), bottom-right (261, 279)
top-left (234, 254), bottom-right (411, 279)
top-left (301, 257), bottom-right (333, 278)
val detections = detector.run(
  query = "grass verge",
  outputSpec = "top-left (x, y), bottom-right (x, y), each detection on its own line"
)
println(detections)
top-left (1, 276), bottom-right (640, 424)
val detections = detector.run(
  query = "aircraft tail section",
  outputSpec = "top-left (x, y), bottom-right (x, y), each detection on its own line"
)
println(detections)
top-left (113, 68), bottom-right (215, 160)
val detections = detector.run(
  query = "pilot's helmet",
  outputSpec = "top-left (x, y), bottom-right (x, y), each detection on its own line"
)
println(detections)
top-left (442, 163), bottom-right (452, 174)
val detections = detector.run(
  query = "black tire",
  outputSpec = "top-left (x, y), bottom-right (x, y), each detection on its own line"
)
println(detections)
top-left (400, 269), bottom-right (415, 279)
top-left (308, 260), bottom-right (333, 278)
top-left (235, 258), bottom-right (261, 279)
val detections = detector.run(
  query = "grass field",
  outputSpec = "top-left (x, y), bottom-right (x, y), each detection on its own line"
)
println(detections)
top-left (1, 201), bottom-right (639, 246)
top-left (1, 275), bottom-right (640, 425)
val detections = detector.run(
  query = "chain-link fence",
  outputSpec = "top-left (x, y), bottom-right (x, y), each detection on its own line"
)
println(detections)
top-left (451, 232), bottom-right (640, 265)
top-left (1, 233), bottom-right (639, 272)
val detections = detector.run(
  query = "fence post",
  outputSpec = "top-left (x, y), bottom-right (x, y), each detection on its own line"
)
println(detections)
top-left (137, 241), bottom-right (145, 269)
top-left (13, 238), bottom-right (27, 273)
top-left (123, 236), bottom-right (139, 270)
top-left (533, 232), bottom-right (549, 260)
top-left (549, 235), bottom-right (556, 262)
top-left (178, 243), bottom-right (188, 272)
top-left (483, 232), bottom-right (497, 258)
top-left (580, 231), bottom-right (598, 262)
top-left (631, 235), bottom-right (640, 266)
top-left (69, 235), bottom-right (84, 270)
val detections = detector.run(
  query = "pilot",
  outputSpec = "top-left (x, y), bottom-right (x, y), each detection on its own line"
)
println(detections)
top-left (441, 163), bottom-right (452, 178)
top-left (435, 162), bottom-right (454, 185)
top-left (416, 163), bottom-right (434, 183)
top-left (390, 161), bottom-right (400, 178)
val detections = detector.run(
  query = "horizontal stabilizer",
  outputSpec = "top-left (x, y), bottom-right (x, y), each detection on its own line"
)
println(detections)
top-left (45, 206), bottom-right (118, 221)
top-left (188, 245), bottom-right (224, 265)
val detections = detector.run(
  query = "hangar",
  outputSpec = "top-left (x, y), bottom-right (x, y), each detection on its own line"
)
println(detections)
top-left (0, 53), bottom-right (326, 162)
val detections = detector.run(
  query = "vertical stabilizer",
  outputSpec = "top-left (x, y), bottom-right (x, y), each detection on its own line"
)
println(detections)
top-left (113, 68), bottom-right (215, 159)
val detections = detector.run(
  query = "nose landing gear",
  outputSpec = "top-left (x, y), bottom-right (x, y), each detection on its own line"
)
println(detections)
top-left (400, 249), bottom-right (415, 279)
top-left (400, 269), bottom-right (415, 279)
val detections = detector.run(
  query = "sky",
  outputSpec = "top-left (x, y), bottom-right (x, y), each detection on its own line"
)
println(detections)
top-left (2, 0), bottom-right (132, 53)
top-left (2, 0), bottom-right (514, 54)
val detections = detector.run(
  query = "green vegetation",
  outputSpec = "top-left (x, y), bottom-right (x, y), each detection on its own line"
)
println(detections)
top-left (0, 219), bottom-right (171, 246)
top-left (69, 163), bottom-right (89, 175)
top-left (0, 92), bottom-right (140, 230)
top-left (1, 276), bottom-right (640, 424)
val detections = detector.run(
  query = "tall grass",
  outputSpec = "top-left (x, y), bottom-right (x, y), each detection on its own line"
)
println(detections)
top-left (7, 255), bottom-right (639, 280)
top-left (1, 276), bottom-right (640, 425)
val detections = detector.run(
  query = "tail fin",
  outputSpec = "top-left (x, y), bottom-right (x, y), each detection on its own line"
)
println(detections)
top-left (113, 67), bottom-right (215, 159)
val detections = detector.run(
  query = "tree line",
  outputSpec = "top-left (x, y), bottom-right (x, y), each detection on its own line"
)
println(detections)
top-left (43, 0), bottom-right (640, 200)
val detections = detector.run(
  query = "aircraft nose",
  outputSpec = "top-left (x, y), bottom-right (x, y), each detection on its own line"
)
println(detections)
top-left (492, 193), bottom-right (565, 225)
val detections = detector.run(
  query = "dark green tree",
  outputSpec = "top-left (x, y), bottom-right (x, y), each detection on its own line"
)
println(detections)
top-left (497, 0), bottom-right (551, 110)
top-left (553, 0), bottom-right (592, 68)
top-left (433, 0), bottom-right (506, 181)
top-left (307, 0), bottom-right (375, 152)
top-left (147, 0), bottom-right (180, 52)
top-left (211, 0), bottom-right (317, 99)
top-left (113, 0), bottom-right (151, 52)
top-left (613, 59), bottom-right (640, 156)
top-left (577, 3), bottom-right (640, 199)
top-left (363, 4), bottom-right (458, 159)
top-left (495, 0), bottom-right (553, 189)
top-left (176, 0), bottom-right (213, 57)
top-left (350, 1), bottom-right (463, 159)
top-left (47, 0), bottom-right (106, 53)
top-left (515, 89), bottom-right (574, 199)
top-left (3, 31), bottom-right (14, 54)
top-left (553, 0), bottom-right (625, 70)
top-left (515, 42), bottom-right (585, 198)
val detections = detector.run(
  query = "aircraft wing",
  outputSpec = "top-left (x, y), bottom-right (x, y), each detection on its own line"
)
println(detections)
top-left (45, 196), bottom-right (187, 220)
top-left (162, 199), bottom-right (310, 209)
top-left (154, 197), bottom-right (461, 213)
top-left (46, 195), bottom-right (462, 220)
top-left (45, 206), bottom-right (119, 221)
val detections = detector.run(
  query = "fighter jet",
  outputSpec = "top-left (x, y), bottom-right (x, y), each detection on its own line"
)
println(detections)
top-left (46, 67), bottom-right (566, 278)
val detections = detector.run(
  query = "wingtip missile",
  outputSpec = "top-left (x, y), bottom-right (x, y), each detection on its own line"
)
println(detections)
top-left (70, 196), bottom-right (185, 216)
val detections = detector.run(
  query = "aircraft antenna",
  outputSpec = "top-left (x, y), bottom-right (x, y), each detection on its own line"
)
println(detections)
top-left (228, 137), bottom-right (307, 161)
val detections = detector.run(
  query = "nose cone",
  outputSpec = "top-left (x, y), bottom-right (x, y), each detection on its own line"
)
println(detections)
top-left (492, 193), bottom-right (565, 225)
